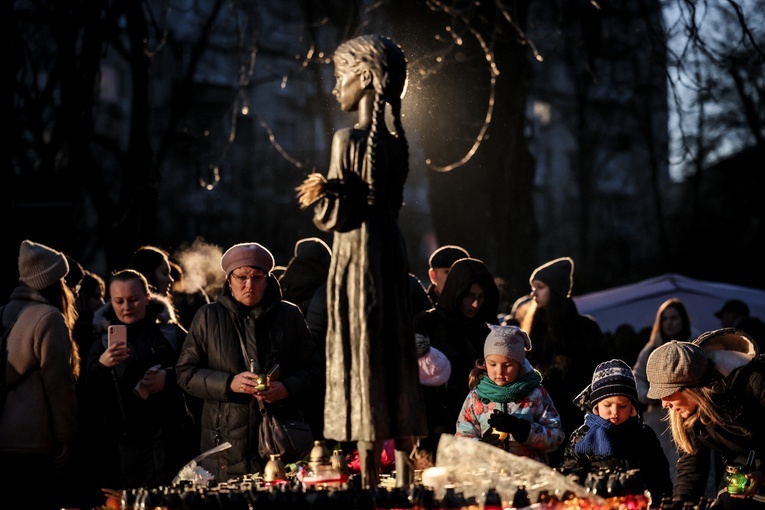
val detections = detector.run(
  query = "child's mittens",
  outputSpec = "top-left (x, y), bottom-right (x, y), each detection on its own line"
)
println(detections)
top-left (488, 410), bottom-right (531, 443)
top-left (480, 428), bottom-right (503, 446)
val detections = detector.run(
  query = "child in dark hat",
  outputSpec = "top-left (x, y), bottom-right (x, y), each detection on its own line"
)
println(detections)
top-left (559, 359), bottom-right (672, 506)
top-left (455, 325), bottom-right (564, 465)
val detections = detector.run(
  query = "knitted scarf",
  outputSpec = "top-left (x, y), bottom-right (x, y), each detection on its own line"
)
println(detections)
top-left (574, 413), bottom-right (616, 457)
top-left (476, 369), bottom-right (542, 404)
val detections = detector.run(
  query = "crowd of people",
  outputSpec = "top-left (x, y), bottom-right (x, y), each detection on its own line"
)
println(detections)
top-left (2, 236), bottom-right (763, 509)
top-left (3, 32), bottom-right (764, 510)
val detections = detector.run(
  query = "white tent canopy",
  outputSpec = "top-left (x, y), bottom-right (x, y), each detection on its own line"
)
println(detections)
top-left (573, 273), bottom-right (765, 335)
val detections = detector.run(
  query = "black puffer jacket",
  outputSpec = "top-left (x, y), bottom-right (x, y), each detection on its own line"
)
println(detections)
top-left (87, 294), bottom-right (197, 488)
top-left (176, 276), bottom-right (322, 481)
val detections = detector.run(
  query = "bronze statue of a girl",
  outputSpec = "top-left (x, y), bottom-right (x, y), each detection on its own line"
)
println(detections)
top-left (297, 35), bottom-right (425, 489)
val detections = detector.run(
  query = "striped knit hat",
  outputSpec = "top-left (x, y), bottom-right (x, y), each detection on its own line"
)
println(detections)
top-left (590, 359), bottom-right (638, 407)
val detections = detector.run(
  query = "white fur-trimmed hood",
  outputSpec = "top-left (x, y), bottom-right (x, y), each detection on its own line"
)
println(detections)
top-left (93, 292), bottom-right (178, 333)
top-left (694, 327), bottom-right (759, 378)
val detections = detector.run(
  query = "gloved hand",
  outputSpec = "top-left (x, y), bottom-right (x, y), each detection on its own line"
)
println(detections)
top-left (480, 428), bottom-right (503, 447)
top-left (488, 410), bottom-right (531, 443)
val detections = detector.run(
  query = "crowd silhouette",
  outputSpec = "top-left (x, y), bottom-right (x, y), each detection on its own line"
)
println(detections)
top-left (3, 236), bottom-right (765, 509)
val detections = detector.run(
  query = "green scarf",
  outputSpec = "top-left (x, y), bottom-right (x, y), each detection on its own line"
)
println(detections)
top-left (476, 369), bottom-right (543, 404)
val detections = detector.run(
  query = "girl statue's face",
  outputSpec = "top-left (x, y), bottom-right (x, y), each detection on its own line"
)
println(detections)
top-left (332, 60), bottom-right (365, 112)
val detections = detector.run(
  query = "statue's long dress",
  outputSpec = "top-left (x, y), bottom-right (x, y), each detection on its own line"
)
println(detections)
top-left (315, 126), bottom-right (426, 442)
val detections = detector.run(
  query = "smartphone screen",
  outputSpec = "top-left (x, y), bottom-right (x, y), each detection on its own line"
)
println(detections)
top-left (108, 325), bottom-right (127, 348)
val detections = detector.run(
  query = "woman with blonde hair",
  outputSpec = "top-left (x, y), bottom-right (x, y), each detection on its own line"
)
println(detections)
top-left (646, 329), bottom-right (764, 507)
top-left (634, 298), bottom-right (697, 406)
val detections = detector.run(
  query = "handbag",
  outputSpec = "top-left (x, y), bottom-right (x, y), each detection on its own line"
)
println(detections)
top-left (257, 400), bottom-right (314, 463)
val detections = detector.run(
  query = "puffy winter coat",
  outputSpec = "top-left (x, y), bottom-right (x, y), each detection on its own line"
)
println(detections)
top-left (176, 276), bottom-right (322, 481)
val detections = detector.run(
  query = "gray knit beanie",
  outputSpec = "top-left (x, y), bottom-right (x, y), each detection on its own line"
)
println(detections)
top-left (18, 240), bottom-right (69, 290)
top-left (484, 325), bottom-right (531, 365)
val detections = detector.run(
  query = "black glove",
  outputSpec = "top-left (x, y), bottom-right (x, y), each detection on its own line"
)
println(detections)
top-left (480, 428), bottom-right (503, 446)
top-left (488, 411), bottom-right (531, 443)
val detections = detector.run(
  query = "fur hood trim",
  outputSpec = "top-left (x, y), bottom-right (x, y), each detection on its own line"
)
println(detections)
top-left (93, 293), bottom-right (178, 333)
top-left (694, 327), bottom-right (758, 378)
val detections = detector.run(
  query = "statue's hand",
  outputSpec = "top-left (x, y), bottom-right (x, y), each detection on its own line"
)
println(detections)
top-left (296, 173), bottom-right (327, 209)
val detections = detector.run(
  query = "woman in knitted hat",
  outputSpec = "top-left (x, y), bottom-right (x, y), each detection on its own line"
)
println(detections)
top-left (558, 359), bottom-right (672, 507)
top-left (521, 256), bottom-right (607, 466)
top-left (0, 240), bottom-right (79, 510)
top-left (295, 35), bottom-right (425, 488)
top-left (646, 329), bottom-right (765, 507)
top-left (455, 325), bottom-right (564, 465)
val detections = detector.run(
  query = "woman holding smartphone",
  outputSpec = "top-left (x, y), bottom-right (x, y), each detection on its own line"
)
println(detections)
top-left (84, 269), bottom-right (198, 491)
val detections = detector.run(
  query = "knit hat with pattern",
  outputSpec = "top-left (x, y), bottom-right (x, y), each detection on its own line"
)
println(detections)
top-left (590, 359), bottom-right (638, 407)
top-left (18, 240), bottom-right (69, 290)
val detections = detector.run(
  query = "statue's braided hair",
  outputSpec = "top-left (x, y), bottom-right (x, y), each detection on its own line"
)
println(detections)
top-left (333, 35), bottom-right (409, 204)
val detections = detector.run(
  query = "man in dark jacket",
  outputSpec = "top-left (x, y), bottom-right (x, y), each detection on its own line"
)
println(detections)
top-left (176, 242), bottom-right (323, 482)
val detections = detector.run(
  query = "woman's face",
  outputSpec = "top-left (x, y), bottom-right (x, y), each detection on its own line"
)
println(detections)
top-left (229, 267), bottom-right (268, 307)
top-left (661, 389), bottom-right (697, 418)
top-left (460, 282), bottom-right (485, 318)
top-left (153, 259), bottom-right (173, 296)
top-left (485, 354), bottom-right (521, 386)
top-left (594, 396), bottom-right (634, 425)
top-left (530, 279), bottom-right (550, 308)
top-left (110, 279), bottom-right (149, 324)
top-left (661, 307), bottom-right (683, 339)
top-left (333, 61), bottom-right (365, 112)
